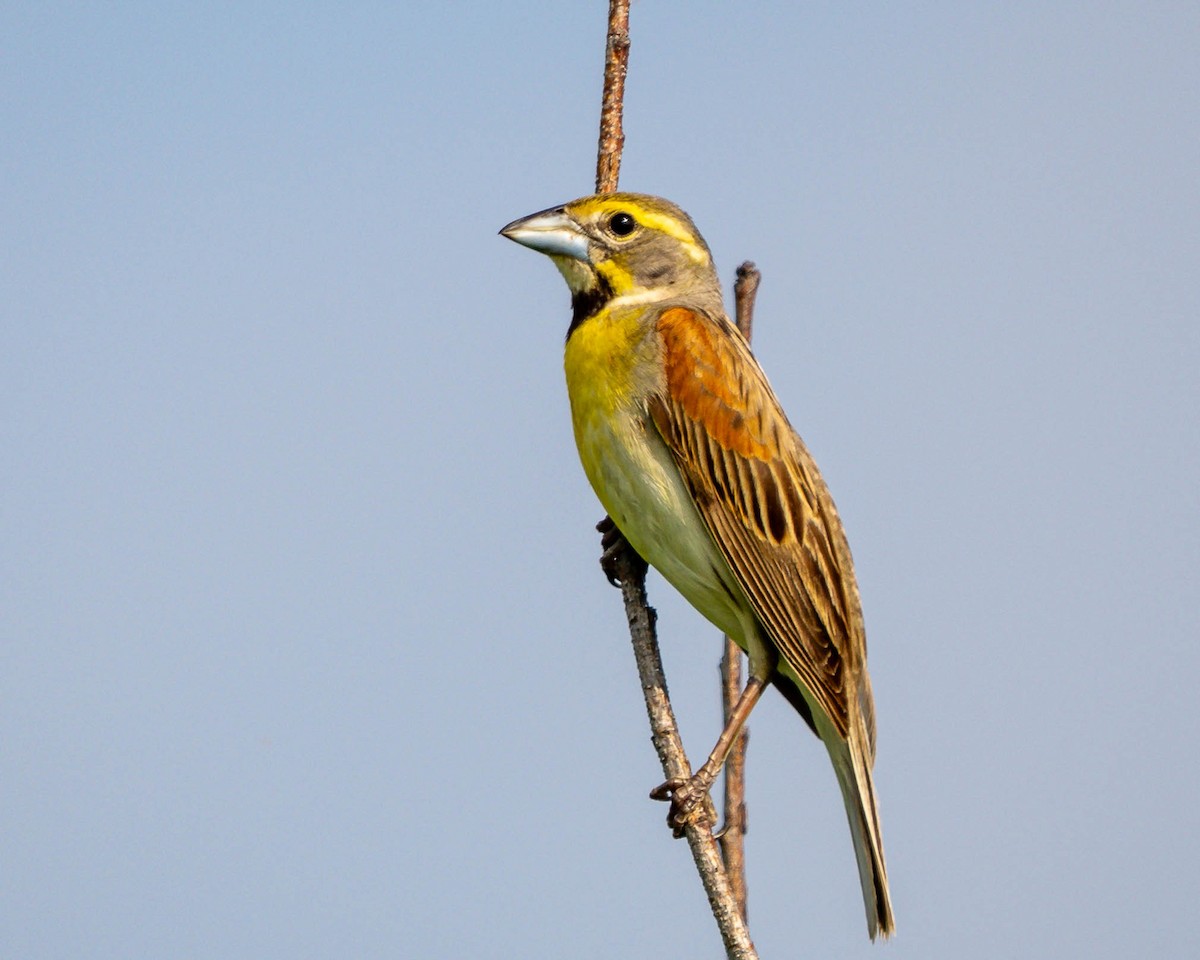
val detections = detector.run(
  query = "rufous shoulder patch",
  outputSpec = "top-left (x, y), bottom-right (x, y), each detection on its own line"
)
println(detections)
top-left (657, 307), bottom-right (777, 462)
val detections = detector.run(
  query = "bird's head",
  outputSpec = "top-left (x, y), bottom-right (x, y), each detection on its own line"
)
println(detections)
top-left (500, 193), bottom-right (723, 322)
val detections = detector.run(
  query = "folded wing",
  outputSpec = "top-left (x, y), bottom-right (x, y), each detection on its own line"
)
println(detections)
top-left (647, 305), bottom-right (874, 751)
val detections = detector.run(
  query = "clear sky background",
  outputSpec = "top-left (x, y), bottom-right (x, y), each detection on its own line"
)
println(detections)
top-left (4, 3), bottom-right (1198, 958)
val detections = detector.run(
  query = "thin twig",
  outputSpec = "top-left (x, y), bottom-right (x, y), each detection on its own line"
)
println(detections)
top-left (734, 262), bottom-right (761, 343)
top-left (591, 4), bottom-right (758, 958)
top-left (720, 261), bottom-right (762, 921)
top-left (720, 640), bottom-right (749, 919)
top-left (606, 543), bottom-right (758, 960)
top-left (595, 0), bottom-right (630, 194)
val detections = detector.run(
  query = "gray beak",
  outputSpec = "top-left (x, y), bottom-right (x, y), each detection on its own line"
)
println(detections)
top-left (499, 207), bottom-right (590, 262)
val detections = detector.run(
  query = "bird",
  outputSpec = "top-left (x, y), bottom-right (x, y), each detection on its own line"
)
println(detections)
top-left (500, 193), bottom-right (894, 940)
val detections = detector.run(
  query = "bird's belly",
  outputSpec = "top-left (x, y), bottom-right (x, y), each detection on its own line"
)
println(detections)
top-left (574, 406), bottom-right (750, 643)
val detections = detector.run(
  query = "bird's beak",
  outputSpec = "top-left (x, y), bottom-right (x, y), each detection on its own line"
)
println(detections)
top-left (499, 207), bottom-right (590, 262)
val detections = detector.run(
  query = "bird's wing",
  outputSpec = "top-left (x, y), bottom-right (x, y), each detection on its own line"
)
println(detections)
top-left (648, 305), bottom-right (871, 746)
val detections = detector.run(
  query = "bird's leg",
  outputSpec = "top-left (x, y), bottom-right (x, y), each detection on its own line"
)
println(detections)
top-left (651, 675), bottom-right (767, 836)
top-left (597, 515), bottom-right (647, 587)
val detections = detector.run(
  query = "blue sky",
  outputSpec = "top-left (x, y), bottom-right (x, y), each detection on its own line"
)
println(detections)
top-left (4, 3), bottom-right (1199, 958)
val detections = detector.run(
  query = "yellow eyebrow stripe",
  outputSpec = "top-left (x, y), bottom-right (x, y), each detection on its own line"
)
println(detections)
top-left (588, 198), bottom-right (710, 264)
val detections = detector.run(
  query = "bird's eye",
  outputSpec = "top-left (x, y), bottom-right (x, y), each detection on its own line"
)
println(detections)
top-left (608, 211), bottom-right (637, 236)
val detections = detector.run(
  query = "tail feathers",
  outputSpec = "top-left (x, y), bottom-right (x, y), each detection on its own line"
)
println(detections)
top-left (831, 733), bottom-right (895, 940)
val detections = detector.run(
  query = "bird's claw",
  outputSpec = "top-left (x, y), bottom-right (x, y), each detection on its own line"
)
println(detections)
top-left (596, 516), bottom-right (647, 587)
top-left (650, 776), bottom-right (718, 838)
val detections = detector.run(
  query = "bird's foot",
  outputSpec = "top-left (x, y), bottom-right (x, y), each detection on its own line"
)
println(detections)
top-left (596, 516), bottom-right (647, 587)
top-left (650, 772), bottom-right (719, 838)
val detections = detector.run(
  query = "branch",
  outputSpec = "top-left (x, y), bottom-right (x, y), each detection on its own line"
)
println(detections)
top-left (590, 4), bottom-right (758, 958)
top-left (602, 531), bottom-right (758, 960)
top-left (719, 261), bottom-right (761, 921)
top-left (595, 0), bottom-right (630, 195)
top-left (734, 262), bottom-right (761, 343)
top-left (719, 640), bottom-right (749, 919)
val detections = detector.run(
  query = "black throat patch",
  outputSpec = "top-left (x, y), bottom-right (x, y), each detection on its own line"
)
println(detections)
top-left (567, 274), bottom-right (615, 341)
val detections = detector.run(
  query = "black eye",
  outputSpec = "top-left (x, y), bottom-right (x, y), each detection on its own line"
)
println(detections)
top-left (609, 211), bottom-right (637, 236)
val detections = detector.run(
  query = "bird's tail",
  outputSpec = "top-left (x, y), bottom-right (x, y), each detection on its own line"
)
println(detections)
top-left (829, 730), bottom-right (895, 940)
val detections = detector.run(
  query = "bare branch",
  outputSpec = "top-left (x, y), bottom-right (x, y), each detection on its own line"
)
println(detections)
top-left (595, 0), bottom-right (630, 194)
top-left (719, 639), bottom-right (750, 920)
top-left (603, 533), bottom-right (758, 960)
top-left (719, 261), bottom-right (762, 921)
top-left (734, 261), bottom-right (761, 342)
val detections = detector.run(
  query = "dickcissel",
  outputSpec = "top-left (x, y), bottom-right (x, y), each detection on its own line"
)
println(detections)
top-left (500, 193), bottom-right (894, 939)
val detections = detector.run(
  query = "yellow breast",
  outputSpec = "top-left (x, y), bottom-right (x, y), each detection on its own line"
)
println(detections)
top-left (563, 307), bottom-right (646, 532)
top-left (563, 307), bottom-right (644, 428)
top-left (563, 307), bottom-right (752, 644)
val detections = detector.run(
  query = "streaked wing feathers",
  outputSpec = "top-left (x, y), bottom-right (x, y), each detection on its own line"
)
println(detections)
top-left (650, 306), bottom-right (870, 744)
